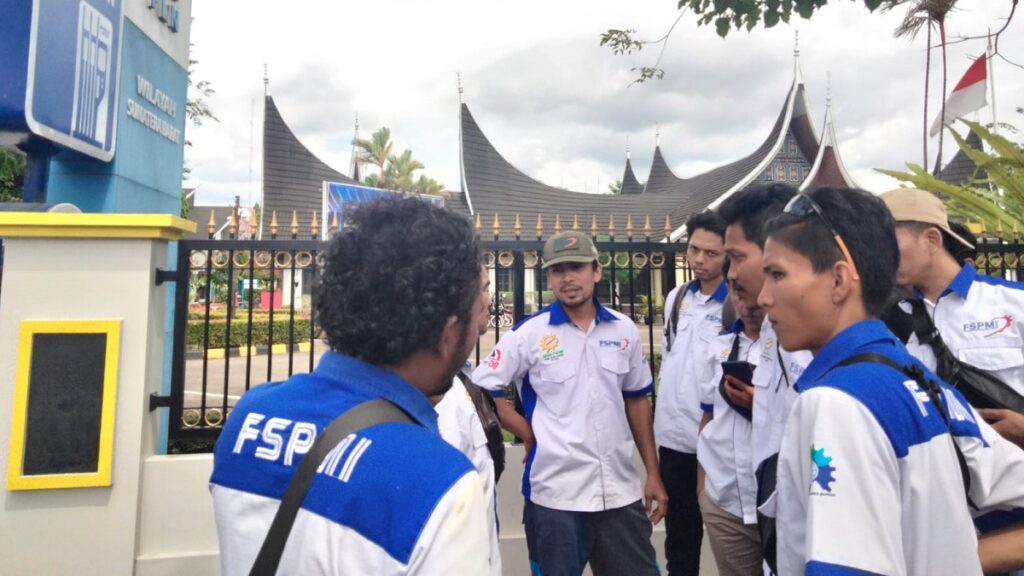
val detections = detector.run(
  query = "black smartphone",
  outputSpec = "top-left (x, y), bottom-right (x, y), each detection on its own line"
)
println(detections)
top-left (721, 360), bottom-right (755, 386)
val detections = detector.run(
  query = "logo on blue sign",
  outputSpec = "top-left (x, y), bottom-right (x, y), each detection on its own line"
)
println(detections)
top-left (25, 0), bottom-right (123, 161)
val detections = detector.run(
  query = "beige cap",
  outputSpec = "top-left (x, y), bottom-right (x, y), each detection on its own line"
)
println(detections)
top-left (542, 231), bottom-right (599, 269)
top-left (880, 188), bottom-right (974, 250)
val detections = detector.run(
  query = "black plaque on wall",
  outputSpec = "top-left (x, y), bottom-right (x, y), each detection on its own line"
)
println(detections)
top-left (22, 333), bottom-right (107, 475)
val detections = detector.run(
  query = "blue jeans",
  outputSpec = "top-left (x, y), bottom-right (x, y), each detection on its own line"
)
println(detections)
top-left (524, 499), bottom-right (659, 576)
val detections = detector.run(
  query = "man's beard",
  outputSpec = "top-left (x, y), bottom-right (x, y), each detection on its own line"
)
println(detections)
top-left (431, 321), bottom-right (475, 397)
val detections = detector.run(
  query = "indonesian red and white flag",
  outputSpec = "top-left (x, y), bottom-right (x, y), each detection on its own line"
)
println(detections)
top-left (930, 53), bottom-right (988, 136)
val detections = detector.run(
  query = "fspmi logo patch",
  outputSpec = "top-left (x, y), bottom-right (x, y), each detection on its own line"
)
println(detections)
top-left (600, 338), bottom-right (630, 351)
top-left (963, 315), bottom-right (1013, 338)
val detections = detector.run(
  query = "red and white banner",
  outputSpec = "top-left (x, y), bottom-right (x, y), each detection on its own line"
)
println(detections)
top-left (930, 54), bottom-right (988, 137)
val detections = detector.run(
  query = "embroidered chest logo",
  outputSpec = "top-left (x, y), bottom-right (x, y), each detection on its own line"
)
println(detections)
top-left (963, 315), bottom-right (1014, 338)
top-left (600, 338), bottom-right (630, 351)
top-left (486, 349), bottom-right (501, 370)
top-left (718, 346), bottom-right (732, 362)
top-left (810, 445), bottom-right (837, 494)
top-left (540, 334), bottom-right (564, 361)
top-left (761, 337), bottom-right (775, 363)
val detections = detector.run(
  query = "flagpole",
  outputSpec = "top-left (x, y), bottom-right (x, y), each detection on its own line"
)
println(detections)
top-left (988, 29), bottom-right (998, 135)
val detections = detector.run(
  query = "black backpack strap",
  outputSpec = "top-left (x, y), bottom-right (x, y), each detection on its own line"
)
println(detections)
top-left (832, 353), bottom-right (975, 509)
top-left (665, 280), bottom-right (698, 352)
top-left (457, 372), bottom-right (506, 482)
top-left (249, 399), bottom-right (415, 576)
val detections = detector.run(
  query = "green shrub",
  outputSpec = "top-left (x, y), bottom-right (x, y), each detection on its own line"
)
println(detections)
top-left (187, 317), bottom-right (314, 349)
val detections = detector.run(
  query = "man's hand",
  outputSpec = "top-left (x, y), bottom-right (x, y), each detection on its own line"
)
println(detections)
top-left (521, 433), bottom-right (535, 463)
top-left (723, 375), bottom-right (755, 410)
top-left (644, 473), bottom-right (669, 525)
top-left (977, 408), bottom-right (1024, 449)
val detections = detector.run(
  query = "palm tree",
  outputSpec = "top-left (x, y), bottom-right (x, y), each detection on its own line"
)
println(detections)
top-left (387, 149), bottom-right (425, 193)
top-left (352, 127), bottom-right (393, 183)
top-left (890, 0), bottom-right (958, 170)
top-left (414, 175), bottom-right (446, 197)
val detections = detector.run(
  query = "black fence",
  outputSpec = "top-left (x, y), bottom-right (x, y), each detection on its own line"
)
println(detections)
top-left (158, 232), bottom-right (1024, 453)
top-left (159, 236), bottom-right (691, 453)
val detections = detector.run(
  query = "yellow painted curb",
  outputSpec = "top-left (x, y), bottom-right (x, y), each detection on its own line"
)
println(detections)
top-left (298, 342), bottom-right (312, 352)
top-left (206, 348), bottom-right (225, 359)
top-left (236, 346), bottom-right (259, 357)
top-left (270, 344), bottom-right (287, 354)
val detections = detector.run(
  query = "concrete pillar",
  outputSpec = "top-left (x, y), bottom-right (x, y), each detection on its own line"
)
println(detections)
top-left (0, 213), bottom-right (194, 575)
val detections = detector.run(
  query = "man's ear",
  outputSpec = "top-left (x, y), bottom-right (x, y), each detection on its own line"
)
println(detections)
top-left (437, 315), bottom-right (462, 360)
top-left (924, 227), bottom-right (945, 253)
top-left (831, 260), bottom-right (857, 305)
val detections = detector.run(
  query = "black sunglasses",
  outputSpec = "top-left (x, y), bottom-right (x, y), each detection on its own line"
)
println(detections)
top-left (782, 193), bottom-right (861, 281)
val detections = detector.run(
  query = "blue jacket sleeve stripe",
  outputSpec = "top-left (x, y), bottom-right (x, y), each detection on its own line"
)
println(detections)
top-left (806, 561), bottom-right (885, 576)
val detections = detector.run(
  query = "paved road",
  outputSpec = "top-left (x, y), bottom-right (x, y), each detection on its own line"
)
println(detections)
top-left (183, 319), bottom-right (667, 412)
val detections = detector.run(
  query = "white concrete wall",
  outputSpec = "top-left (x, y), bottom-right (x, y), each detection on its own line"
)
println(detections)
top-left (0, 237), bottom-right (169, 575)
top-left (126, 445), bottom-right (693, 576)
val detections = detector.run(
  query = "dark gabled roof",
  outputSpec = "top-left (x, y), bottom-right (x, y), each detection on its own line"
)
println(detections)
top-left (939, 130), bottom-right (986, 186)
top-left (261, 96), bottom-right (354, 234)
top-left (454, 78), bottom-right (811, 240)
top-left (620, 157), bottom-right (644, 195)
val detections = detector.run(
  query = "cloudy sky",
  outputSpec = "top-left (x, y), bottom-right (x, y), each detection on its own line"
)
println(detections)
top-left (186, 0), bottom-right (1023, 207)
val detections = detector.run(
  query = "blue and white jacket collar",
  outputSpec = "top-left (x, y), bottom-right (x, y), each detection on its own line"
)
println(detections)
top-left (690, 279), bottom-right (729, 304)
top-left (796, 320), bottom-right (902, 392)
top-left (915, 263), bottom-right (976, 301)
top-left (314, 351), bottom-right (440, 433)
top-left (547, 298), bottom-right (618, 326)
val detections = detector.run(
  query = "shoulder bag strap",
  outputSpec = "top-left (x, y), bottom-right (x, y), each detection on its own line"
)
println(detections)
top-left (665, 280), bottom-right (698, 352)
top-left (833, 353), bottom-right (975, 508)
top-left (249, 399), bottom-right (415, 576)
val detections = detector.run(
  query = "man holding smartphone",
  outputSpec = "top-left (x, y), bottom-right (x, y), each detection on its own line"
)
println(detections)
top-left (696, 287), bottom-right (766, 576)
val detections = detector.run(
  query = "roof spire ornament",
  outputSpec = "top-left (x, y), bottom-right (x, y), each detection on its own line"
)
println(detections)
top-left (793, 31), bottom-right (804, 85)
top-left (826, 71), bottom-right (833, 109)
top-left (263, 63), bottom-right (269, 95)
top-left (655, 124), bottom-right (661, 147)
top-left (626, 136), bottom-right (631, 160)
top-left (457, 72), bottom-right (464, 103)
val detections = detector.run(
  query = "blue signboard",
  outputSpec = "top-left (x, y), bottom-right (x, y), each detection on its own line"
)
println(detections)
top-left (25, 0), bottom-right (124, 161)
top-left (323, 182), bottom-right (445, 239)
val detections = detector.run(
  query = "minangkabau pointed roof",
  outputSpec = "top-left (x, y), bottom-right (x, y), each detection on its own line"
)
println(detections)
top-left (800, 96), bottom-right (857, 190)
top-left (939, 130), bottom-right (986, 186)
top-left (620, 155), bottom-right (644, 195)
top-left (262, 95), bottom-right (355, 234)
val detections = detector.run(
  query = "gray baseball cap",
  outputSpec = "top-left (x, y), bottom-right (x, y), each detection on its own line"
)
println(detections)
top-left (542, 231), bottom-right (599, 269)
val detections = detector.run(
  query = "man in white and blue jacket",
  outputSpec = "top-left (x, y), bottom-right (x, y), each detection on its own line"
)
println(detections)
top-left (211, 199), bottom-right (492, 575)
top-left (759, 187), bottom-right (1024, 575)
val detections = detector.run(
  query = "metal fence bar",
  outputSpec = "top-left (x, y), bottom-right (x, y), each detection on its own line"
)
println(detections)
top-left (222, 249), bottom-right (236, 420)
top-left (244, 251), bottom-right (256, 392)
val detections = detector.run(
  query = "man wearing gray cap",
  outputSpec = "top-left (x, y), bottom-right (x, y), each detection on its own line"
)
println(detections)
top-left (882, 187), bottom-right (1024, 417)
top-left (473, 230), bottom-right (666, 576)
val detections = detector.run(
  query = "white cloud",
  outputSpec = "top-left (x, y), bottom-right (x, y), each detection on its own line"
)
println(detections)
top-left (185, 0), bottom-right (1024, 207)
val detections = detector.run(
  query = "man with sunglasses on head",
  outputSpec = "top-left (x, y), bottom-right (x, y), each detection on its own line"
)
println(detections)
top-left (654, 210), bottom-right (728, 576)
top-left (716, 184), bottom-right (813, 574)
top-left (761, 187), bottom-right (1024, 575)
